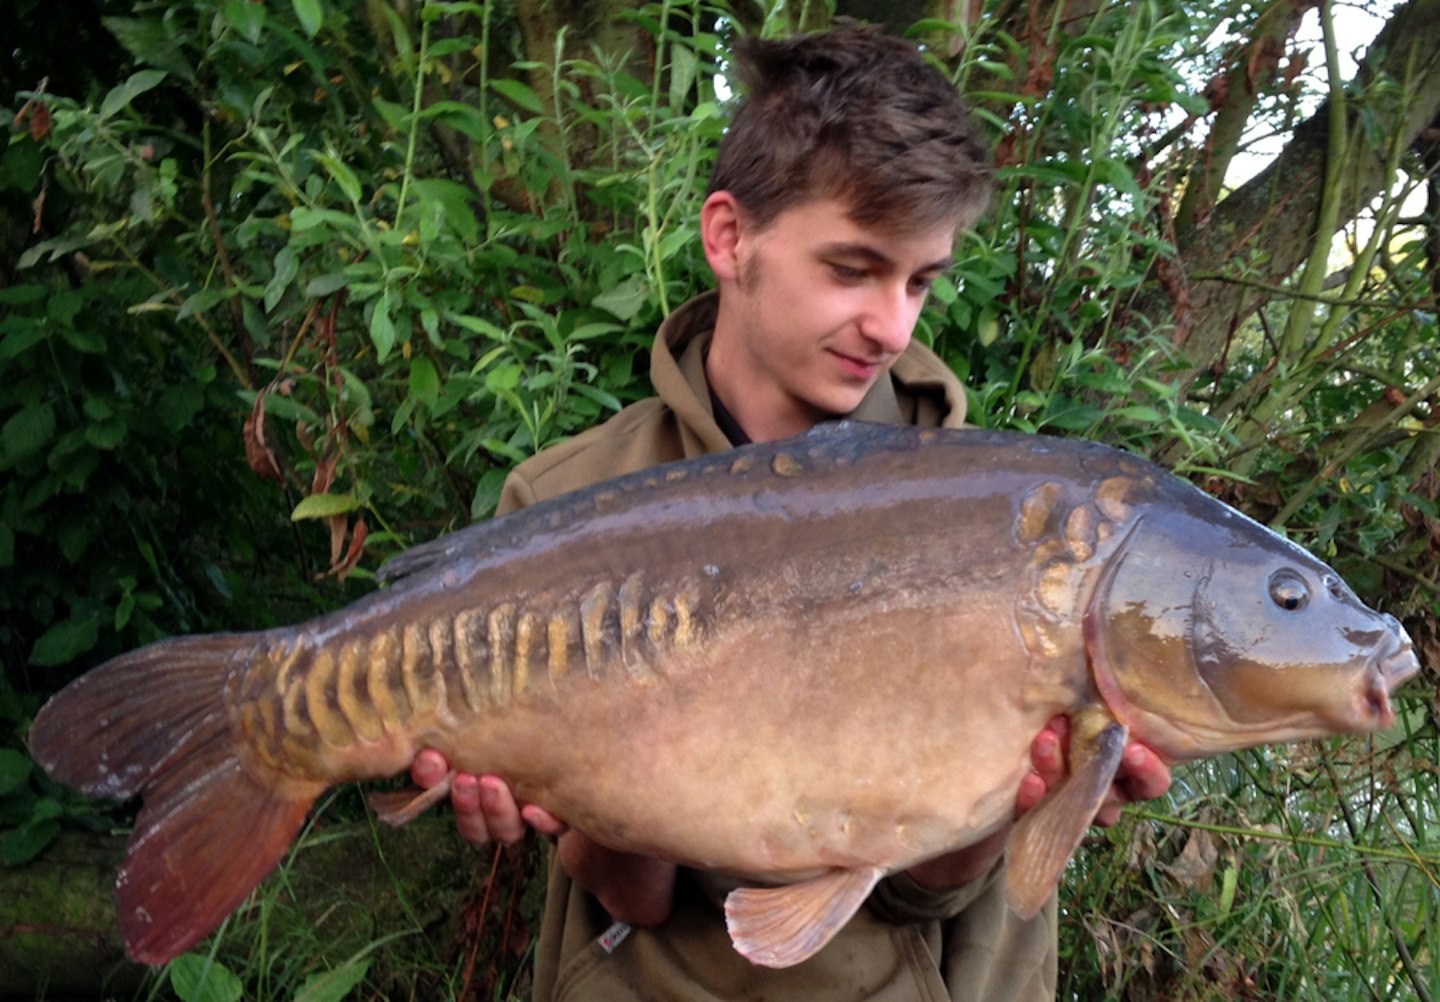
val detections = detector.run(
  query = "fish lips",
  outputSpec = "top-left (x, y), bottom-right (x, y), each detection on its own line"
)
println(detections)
top-left (1363, 619), bottom-right (1422, 729)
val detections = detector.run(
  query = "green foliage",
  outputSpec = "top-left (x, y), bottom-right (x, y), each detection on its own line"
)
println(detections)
top-left (3, 0), bottom-right (724, 995)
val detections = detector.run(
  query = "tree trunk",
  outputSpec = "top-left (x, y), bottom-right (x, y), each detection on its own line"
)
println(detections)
top-left (1133, 0), bottom-right (1440, 387)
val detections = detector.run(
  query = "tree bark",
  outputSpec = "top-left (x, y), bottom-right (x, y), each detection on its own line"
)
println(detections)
top-left (1173, 0), bottom-right (1315, 233)
top-left (1132, 0), bottom-right (1440, 388)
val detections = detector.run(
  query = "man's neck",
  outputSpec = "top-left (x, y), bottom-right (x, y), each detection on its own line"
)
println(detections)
top-left (704, 344), bottom-right (827, 444)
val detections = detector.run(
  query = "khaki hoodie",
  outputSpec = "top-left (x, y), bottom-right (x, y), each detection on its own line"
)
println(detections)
top-left (499, 292), bottom-right (1058, 1002)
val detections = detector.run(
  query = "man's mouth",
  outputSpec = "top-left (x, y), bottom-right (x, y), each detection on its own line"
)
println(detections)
top-left (830, 350), bottom-right (883, 380)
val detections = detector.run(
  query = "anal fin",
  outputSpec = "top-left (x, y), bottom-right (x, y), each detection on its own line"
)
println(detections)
top-left (1005, 711), bottom-right (1128, 919)
top-left (724, 866), bottom-right (884, 968)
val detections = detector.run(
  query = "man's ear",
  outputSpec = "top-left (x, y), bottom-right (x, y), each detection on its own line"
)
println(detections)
top-left (701, 191), bottom-right (745, 282)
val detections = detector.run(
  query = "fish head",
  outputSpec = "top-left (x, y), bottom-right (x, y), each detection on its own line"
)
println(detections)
top-left (1085, 499), bottom-right (1421, 760)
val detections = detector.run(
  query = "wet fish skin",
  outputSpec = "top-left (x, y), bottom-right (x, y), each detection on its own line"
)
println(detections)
top-left (27, 423), bottom-right (1420, 967)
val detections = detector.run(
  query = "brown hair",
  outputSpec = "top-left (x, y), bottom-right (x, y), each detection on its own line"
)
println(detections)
top-left (707, 23), bottom-right (993, 235)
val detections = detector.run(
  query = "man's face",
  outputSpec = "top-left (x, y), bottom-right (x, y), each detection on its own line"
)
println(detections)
top-left (710, 196), bottom-right (956, 434)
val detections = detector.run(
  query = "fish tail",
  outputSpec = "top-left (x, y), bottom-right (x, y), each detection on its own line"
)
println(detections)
top-left (28, 634), bottom-right (321, 964)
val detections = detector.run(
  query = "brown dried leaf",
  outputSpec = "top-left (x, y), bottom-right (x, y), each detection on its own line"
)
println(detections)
top-left (31, 183), bottom-right (47, 235)
top-left (327, 514), bottom-right (347, 569)
top-left (319, 518), bottom-right (369, 581)
top-left (336, 518), bottom-right (368, 580)
top-left (1162, 829), bottom-right (1218, 891)
top-left (243, 392), bottom-right (284, 484)
top-left (311, 452), bottom-right (337, 497)
top-left (29, 103), bottom-right (50, 142)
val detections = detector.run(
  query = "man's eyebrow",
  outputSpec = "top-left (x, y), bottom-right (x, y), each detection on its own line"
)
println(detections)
top-left (817, 242), bottom-right (953, 274)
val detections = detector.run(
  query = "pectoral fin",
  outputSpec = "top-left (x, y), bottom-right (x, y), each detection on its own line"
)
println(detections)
top-left (367, 770), bottom-right (455, 826)
top-left (724, 865), bottom-right (885, 968)
top-left (1005, 713), bottom-right (1128, 918)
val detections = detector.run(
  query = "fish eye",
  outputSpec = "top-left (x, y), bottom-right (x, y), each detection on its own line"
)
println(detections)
top-left (1268, 569), bottom-right (1310, 612)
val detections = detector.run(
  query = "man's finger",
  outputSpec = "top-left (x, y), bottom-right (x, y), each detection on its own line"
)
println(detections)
top-left (1117, 744), bottom-right (1172, 803)
top-left (522, 804), bottom-right (569, 838)
top-left (479, 775), bottom-right (526, 844)
top-left (1014, 771), bottom-right (1048, 818)
top-left (450, 773), bottom-right (492, 844)
top-left (411, 748), bottom-right (449, 788)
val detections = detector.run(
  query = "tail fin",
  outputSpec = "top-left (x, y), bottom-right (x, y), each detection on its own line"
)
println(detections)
top-left (29, 635), bottom-right (321, 964)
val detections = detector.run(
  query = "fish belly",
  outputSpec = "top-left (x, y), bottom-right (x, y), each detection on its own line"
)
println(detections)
top-left (436, 599), bottom-right (1058, 880)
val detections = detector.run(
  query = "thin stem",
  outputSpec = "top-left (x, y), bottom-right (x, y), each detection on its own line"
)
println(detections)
top-left (1276, 0), bottom-right (1348, 359)
top-left (1271, 365), bottom-right (1440, 527)
top-left (1129, 808), bottom-right (1440, 869)
top-left (394, 1), bottom-right (432, 237)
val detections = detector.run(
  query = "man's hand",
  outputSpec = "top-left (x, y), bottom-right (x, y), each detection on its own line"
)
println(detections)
top-left (1026, 715), bottom-right (1172, 827)
top-left (410, 751), bottom-right (677, 926)
top-left (556, 832), bottom-right (678, 926)
top-left (907, 715), bottom-right (1172, 890)
top-left (410, 750), bottom-right (566, 845)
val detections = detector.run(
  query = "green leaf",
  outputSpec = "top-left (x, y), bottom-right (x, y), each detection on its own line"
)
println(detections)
top-left (0, 819), bottom-right (60, 865)
top-left (265, 246), bottom-right (299, 313)
top-left (159, 382), bottom-right (206, 432)
top-left (1114, 405), bottom-right (1165, 423)
top-left (84, 418), bottom-right (128, 450)
top-left (409, 357), bottom-right (440, 410)
top-left (453, 314), bottom-right (506, 339)
top-left (306, 272), bottom-right (349, 299)
top-left (58, 517), bottom-right (98, 564)
top-left (0, 284), bottom-right (47, 306)
top-left (292, 0), bottom-right (324, 37)
top-left (592, 274), bottom-right (651, 322)
top-left (99, 69), bottom-right (167, 121)
top-left (976, 308), bottom-right (1000, 347)
top-left (223, 0), bottom-right (268, 44)
top-left (1, 402), bottom-right (56, 465)
top-left (669, 44), bottom-right (697, 109)
top-left (290, 206), bottom-right (360, 234)
top-left (177, 287), bottom-right (229, 321)
top-left (571, 382), bottom-right (623, 413)
top-left (115, 590), bottom-right (136, 631)
top-left (293, 959), bottom-right (371, 1002)
top-left (30, 615), bottom-right (100, 666)
top-left (370, 292), bottom-right (397, 361)
top-left (485, 364), bottom-right (522, 393)
top-left (491, 77), bottom-right (545, 115)
top-left (169, 954), bottom-right (244, 1002)
top-left (58, 325), bottom-right (107, 354)
top-left (417, 101), bottom-right (490, 142)
top-left (314, 152), bottom-right (362, 205)
top-left (0, 749), bottom-right (31, 796)
top-left (1217, 864), bottom-right (1239, 919)
top-left (291, 493), bottom-right (362, 520)
top-left (1, 321), bottom-right (47, 362)
top-left (102, 17), bottom-right (196, 82)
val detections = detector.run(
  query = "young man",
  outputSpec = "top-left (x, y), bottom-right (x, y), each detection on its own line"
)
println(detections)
top-left (413, 24), bottom-right (1171, 1001)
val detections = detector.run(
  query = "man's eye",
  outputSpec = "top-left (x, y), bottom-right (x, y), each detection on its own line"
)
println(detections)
top-left (830, 264), bottom-right (865, 281)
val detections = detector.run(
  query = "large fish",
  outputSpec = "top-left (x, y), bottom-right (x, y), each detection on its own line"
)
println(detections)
top-left (28, 423), bottom-right (1420, 968)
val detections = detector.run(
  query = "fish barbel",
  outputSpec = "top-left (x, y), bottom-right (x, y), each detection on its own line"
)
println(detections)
top-left (28, 423), bottom-right (1420, 967)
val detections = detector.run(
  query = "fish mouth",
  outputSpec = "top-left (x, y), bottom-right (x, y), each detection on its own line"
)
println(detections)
top-left (1362, 625), bottom-right (1421, 729)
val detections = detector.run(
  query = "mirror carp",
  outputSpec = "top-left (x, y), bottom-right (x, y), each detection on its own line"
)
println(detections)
top-left (28, 423), bottom-right (1421, 968)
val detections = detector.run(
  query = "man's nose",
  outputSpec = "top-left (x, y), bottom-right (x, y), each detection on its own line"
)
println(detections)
top-left (859, 282), bottom-right (918, 355)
